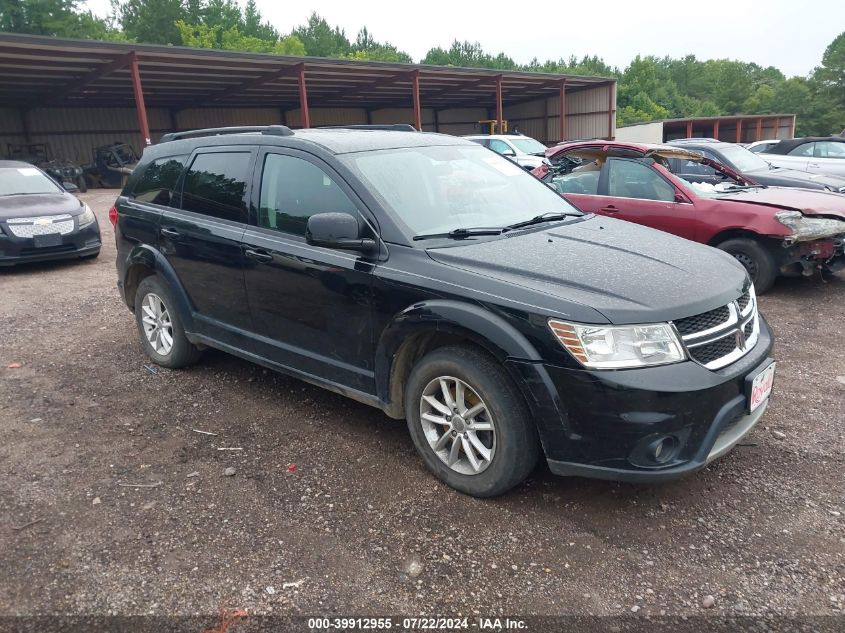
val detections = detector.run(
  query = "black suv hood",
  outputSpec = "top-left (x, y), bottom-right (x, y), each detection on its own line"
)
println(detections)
top-left (426, 216), bottom-right (747, 324)
top-left (745, 166), bottom-right (845, 190)
top-left (0, 193), bottom-right (82, 219)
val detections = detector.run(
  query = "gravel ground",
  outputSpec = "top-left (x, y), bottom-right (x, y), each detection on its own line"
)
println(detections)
top-left (1, 191), bottom-right (843, 627)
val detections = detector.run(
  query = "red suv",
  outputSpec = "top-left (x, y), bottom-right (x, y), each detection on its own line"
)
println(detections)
top-left (534, 141), bottom-right (845, 292)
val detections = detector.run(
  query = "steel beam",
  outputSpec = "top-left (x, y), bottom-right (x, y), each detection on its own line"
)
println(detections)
top-left (129, 52), bottom-right (151, 147)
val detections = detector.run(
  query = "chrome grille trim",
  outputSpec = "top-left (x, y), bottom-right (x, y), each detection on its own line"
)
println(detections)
top-left (672, 286), bottom-right (759, 371)
top-left (5, 214), bottom-right (75, 238)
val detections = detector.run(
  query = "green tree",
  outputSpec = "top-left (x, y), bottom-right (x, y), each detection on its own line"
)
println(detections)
top-left (118, 0), bottom-right (199, 45)
top-left (292, 12), bottom-right (350, 57)
top-left (346, 26), bottom-right (411, 62)
top-left (0, 0), bottom-right (120, 39)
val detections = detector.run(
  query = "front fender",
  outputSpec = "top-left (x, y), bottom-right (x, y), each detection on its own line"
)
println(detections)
top-left (374, 299), bottom-right (543, 414)
top-left (123, 245), bottom-right (195, 332)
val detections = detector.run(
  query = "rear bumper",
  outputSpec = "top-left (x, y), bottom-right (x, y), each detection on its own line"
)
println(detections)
top-left (0, 223), bottom-right (101, 265)
top-left (508, 316), bottom-right (774, 483)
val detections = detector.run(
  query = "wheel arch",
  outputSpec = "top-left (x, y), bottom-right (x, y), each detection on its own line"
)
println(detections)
top-left (375, 300), bottom-right (543, 419)
top-left (123, 245), bottom-right (195, 331)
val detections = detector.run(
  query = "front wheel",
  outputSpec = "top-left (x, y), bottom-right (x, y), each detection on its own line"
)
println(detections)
top-left (134, 276), bottom-right (201, 369)
top-left (716, 238), bottom-right (777, 294)
top-left (404, 346), bottom-right (540, 497)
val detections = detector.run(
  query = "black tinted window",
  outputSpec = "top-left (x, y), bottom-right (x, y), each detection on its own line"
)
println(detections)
top-left (259, 154), bottom-right (357, 236)
top-left (132, 156), bottom-right (186, 206)
top-left (182, 152), bottom-right (250, 222)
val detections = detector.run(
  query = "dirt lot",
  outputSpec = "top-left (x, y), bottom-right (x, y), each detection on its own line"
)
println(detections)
top-left (1, 191), bottom-right (844, 626)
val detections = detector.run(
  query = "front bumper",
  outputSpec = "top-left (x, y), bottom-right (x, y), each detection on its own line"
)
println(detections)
top-left (0, 221), bottom-right (101, 265)
top-left (508, 315), bottom-right (774, 483)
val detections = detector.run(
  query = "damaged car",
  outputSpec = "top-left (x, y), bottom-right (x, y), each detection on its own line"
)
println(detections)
top-left (535, 141), bottom-right (845, 292)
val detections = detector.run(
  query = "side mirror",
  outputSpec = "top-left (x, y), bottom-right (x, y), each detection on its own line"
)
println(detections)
top-left (674, 191), bottom-right (691, 204)
top-left (306, 212), bottom-right (377, 253)
top-left (501, 148), bottom-right (516, 157)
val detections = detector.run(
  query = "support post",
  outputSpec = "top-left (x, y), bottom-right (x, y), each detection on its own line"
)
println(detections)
top-left (607, 82), bottom-right (615, 140)
top-left (19, 108), bottom-right (30, 143)
top-left (756, 117), bottom-right (762, 142)
top-left (433, 109), bottom-right (440, 134)
top-left (129, 52), bottom-right (151, 147)
top-left (713, 119), bottom-right (720, 140)
top-left (412, 70), bottom-right (422, 131)
top-left (788, 116), bottom-right (795, 139)
top-left (736, 119), bottom-right (742, 143)
top-left (558, 79), bottom-right (567, 142)
top-left (686, 120), bottom-right (693, 138)
top-left (495, 75), bottom-right (503, 134)
top-left (297, 63), bottom-right (310, 129)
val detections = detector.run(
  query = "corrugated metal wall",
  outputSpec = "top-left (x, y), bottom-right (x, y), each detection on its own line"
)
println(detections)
top-left (505, 83), bottom-right (615, 144)
top-left (0, 84), bottom-right (616, 166)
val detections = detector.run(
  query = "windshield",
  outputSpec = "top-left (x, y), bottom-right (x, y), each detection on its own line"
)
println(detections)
top-left (717, 145), bottom-right (770, 172)
top-left (510, 138), bottom-right (547, 155)
top-left (0, 167), bottom-right (62, 196)
top-left (341, 145), bottom-right (581, 238)
top-left (682, 179), bottom-right (762, 198)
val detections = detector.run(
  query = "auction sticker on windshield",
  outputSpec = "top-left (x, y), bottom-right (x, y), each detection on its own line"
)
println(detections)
top-left (748, 361), bottom-right (776, 413)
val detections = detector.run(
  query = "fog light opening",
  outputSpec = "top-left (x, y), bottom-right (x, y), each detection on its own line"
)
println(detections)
top-left (647, 436), bottom-right (679, 465)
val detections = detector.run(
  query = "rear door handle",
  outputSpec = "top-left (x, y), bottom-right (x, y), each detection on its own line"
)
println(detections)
top-left (808, 162), bottom-right (820, 169)
top-left (244, 248), bottom-right (273, 263)
top-left (160, 227), bottom-right (180, 238)
top-left (600, 205), bottom-right (619, 214)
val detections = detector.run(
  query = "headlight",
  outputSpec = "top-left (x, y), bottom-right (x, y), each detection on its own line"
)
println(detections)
top-left (776, 210), bottom-right (845, 245)
top-left (548, 320), bottom-right (686, 369)
top-left (78, 205), bottom-right (96, 228)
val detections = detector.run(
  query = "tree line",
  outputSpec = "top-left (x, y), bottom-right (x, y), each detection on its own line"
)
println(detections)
top-left (1, 0), bottom-right (843, 135)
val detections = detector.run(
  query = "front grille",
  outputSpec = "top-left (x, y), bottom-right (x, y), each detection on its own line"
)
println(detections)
top-left (672, 286), bottom-right (759, 370)
top-left (5, 214), bottom-right (74, 238)
top-left (673, 305), bottom-right (730, 336)
top-left (689, 336), bottom-right (739, 365)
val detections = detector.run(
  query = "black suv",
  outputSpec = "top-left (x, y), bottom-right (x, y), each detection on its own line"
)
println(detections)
top-left (114, 125), bottom-right (775, 497)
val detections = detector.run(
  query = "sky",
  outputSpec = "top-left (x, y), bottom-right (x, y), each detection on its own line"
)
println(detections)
top-left (83, 0), bottom-right (845, 77)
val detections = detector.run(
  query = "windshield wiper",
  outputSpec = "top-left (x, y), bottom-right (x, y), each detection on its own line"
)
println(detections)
top-left (506, 211), bottom-right (580, 230)
top-left (413, 226), bottom-right (507, 241)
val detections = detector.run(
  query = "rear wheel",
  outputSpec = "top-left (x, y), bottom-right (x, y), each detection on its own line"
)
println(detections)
top-left (716, 238), bottom-right (777, 293)
top-left (404, 345), bottom-right (540, 497)
top-left (76, 175), bottom-right (88, 193)
top-left (134, 276), bottom-right (201, 369)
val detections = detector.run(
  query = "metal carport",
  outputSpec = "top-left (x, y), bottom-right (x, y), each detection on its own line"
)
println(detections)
top-left (0, 33), bottom-right (616, 164)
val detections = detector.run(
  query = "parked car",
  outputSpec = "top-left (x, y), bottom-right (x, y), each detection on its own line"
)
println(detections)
top-left (0, 160), bottom-right (100, 265)
top-left (463, 134), bottom-right (549, 170)
top-left (760, 136), bottom-right (845, 177)
top-left (115, 125), bottom-right (775, 497)
top-left (534, 141), bottom-right (845, 293)
top-left (667, 138), bottom-right (845, 193)
top-left (6, 142), bottom-right (87, 192)
top-left (746, 140), bottom-right (781, 154)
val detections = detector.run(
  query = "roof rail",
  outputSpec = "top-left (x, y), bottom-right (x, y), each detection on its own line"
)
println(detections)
top-left (159, 125), bottom-right (294, 143)
top-left (670, 137), bottom-right (721, 143)
top-left (314, 124), bottom-right (418, 132)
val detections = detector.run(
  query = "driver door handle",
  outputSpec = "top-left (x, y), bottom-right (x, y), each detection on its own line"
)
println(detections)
top-left (160, 227), bottom-right (180, 238)
top-left (244, 248), bottom-right (273, 263)
top-left (600, 205), bottom-right (620, 214)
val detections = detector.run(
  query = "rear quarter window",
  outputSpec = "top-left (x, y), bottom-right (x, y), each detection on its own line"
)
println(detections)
top-left (131, 156), bottom-right (187, 206)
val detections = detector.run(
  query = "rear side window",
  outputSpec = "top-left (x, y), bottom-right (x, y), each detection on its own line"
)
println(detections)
top-left (132, 156), bottom-right (186, 206)
top-left (258, 153), bottom-right (357, 236)
top-left (788, 143), bottom-right (814, 157)
top-left (181, 152), bottom-right (250, 222)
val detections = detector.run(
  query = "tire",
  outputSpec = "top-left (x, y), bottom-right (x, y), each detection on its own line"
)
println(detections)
top-left (716, 238), bottom-right (777, 294)
top-left (404, 345), bottom-right (540, 497)
top-left (134, 276), bottom-right (201, 369)
top-left (76, 175), bottom-right (87, 193)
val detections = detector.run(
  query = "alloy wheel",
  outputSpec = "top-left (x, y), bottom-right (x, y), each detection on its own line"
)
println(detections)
top-left (140, 292), bottom-right (174, 356)
top-left (419, 376), bottom-right (496, 475)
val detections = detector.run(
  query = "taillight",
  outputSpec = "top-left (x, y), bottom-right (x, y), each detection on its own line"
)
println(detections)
top-left (108, 206), bottom-right (118, 226)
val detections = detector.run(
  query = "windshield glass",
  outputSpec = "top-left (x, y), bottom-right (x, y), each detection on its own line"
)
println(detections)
top-left (681, 179), bottom-right (762, 198)
top-left (341, 145), bottom-right (581, 237)
top-left (0, 166), bottom-right (62, 196)
top-left (510, 138), bottom-right (547, 155)
top-left (717, 145), bottom-right (770, 172)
